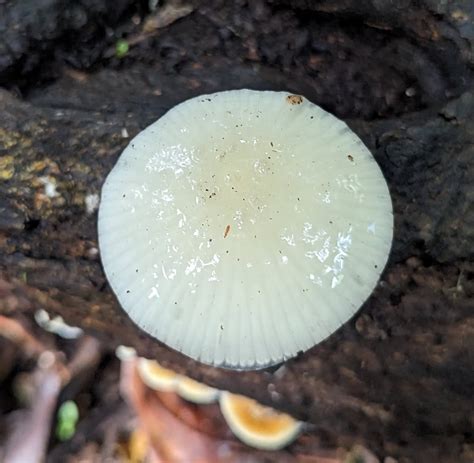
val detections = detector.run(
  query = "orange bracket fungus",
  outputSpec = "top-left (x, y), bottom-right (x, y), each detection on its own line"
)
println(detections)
top-left (99, 90), bottom-right (393, 369)
top-left (133, 357), bottom-right (300, 450)
top-left (136, 357), bottom-right (219, 404)
top-left (136, 357), bottom-right (178, 392)
top-left (219, 391), bottom-right (302, 450)
top-left (175, 376), bottom-right (219, 405)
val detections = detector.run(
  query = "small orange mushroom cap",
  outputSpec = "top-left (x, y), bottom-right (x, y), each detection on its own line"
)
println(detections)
top-left (137, 358), bottom-right (178, 392)
top-left (136, 357), bottom-right (219, 404)
top-left (219, 391), bottom-right (302, 450)
top-left (176, 376), bottom-right (220, 404)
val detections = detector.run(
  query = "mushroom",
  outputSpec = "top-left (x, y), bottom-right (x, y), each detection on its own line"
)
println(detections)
top-left (136, 358), bottom-right (178, 392)
top-left (98, 89), bottom-right (393, 369)
top-left (219, 391), bottom-right (302, 450)
top-left (175, 376), bottom-right (219, 404)
top-left (115, 345), bottom-right (137, 361)
top-left (137, 357), bottom-right (219, 403)
top-left (35, 309), bottom-right (83, 339)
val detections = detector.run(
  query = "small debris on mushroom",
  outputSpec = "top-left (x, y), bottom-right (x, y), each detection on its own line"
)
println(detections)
top-left (286, 94), bottom-right (303, 105)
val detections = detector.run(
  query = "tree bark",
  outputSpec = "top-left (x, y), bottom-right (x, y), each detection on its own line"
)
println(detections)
top-left (1, 1), bottom-right (473, 461)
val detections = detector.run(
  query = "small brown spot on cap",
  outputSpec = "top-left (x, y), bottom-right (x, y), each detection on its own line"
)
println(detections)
top-left (347, 154), bottom-right (354, 162)
top-left (286, 95), bottom-right (303, 105)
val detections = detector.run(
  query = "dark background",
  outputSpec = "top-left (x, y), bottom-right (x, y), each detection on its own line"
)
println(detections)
top-left (0, 1), bottom-right (473, 461)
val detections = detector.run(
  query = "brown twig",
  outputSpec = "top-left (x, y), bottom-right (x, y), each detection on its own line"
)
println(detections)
top-left (103, 2), bottom-right (194, 58)
top-left (0, 315), bottom-right (45, 357)
top-left (4, 366), bottom-right (62, 463)
top-left (1, 317), bottom-right (102, 463)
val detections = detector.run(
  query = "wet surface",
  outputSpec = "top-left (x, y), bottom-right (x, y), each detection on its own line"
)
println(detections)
top-left (99, 90), bottom-right (393, 369)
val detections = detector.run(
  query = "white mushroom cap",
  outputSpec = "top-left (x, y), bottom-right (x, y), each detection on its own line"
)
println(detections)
top-left (115, 345), bottom-right (137, 361)
top-left (98, 90), bottom-right (393, 369)
top-left (175, 376), bottom-right (220, 404)
top-left (219, 391), bottom-right (302, 450)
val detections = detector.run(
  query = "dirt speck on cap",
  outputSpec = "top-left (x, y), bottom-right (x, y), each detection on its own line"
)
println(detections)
top-left (286, 95), bottom-right (303, 105)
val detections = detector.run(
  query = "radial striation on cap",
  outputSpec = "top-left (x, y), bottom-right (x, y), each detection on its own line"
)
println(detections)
top-left (98, 89), bottom-right (393, 369)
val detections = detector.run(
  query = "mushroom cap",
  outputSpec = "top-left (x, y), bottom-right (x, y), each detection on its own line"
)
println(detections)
top-left (115, 345), bottom-right (137, 361)
top-left (175, 376), bottom-right (220, 404)
top-left (136, 358), bottom-right (178, 391)
top-left (98, 89), bottom-right (393, 369)
top-left (219, 391), bottom-right (302, 450)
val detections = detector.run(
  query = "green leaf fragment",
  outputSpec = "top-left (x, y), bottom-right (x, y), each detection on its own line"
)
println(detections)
top-left (115, 39), bottom-right (129, 58)
top-left (56, 421), bottom-right (76, 441)
top-left (56, 400), bottom-right (79, 441)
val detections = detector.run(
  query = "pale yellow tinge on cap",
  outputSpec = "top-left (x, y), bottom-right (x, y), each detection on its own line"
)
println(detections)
top-left (175, 376), bottom-right (220, 404)
top-left (219, 391), bottom-right (302, 450)
top-left (99, 89), bottom-right (393, 369)
top-left (115, 345), bottom-right (137, 361)
top-left (136, 357), bottom-right (178, 392)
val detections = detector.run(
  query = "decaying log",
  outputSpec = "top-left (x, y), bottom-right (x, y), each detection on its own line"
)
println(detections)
top-left (1, 1), bottom-right (473, 461)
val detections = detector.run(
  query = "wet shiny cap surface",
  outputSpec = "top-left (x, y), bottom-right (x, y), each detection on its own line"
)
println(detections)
top-left (98, 89), bottom-right (393, 369)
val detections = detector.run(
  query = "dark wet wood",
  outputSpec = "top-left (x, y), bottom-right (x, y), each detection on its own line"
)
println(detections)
top-left (1, 1), bottom-right (473, 462)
